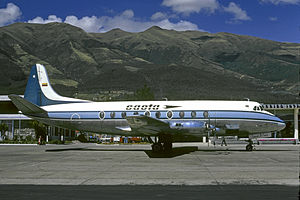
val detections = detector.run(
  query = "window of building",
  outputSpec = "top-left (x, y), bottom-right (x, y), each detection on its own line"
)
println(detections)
top-left (66, 130), bottom-right (69, 137)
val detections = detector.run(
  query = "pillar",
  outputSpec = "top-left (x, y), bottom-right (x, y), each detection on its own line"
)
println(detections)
top-left (294, 108), bottom-right (299, 140)
top-left (11, 120), bottom-right (14, 140)
top-left (18, 119), bottom-right (21, 139)
top-left (61, 129), bottom-right (64, 142)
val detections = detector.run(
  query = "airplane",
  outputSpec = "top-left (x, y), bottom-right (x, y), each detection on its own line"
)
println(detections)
top-left (9, 64), bottom-right (286, 152)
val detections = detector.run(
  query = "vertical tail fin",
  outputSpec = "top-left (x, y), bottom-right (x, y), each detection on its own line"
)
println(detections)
top-left (24, 64), bottom-right (88, 106)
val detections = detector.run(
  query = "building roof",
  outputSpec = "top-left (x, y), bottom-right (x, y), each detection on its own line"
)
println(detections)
top-left (0, 95), bottom-right (23, 102)
top-left (0, 114), bottom-right (31, 120)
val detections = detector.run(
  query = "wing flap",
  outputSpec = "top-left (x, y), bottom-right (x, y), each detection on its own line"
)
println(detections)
top-left (125, 115), bottom-right (170, 135)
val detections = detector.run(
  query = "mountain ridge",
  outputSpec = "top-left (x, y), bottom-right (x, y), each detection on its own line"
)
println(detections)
top-left (0, 22), bottom-right (299, 103)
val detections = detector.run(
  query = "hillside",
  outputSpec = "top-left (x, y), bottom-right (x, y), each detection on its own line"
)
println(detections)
top-left (0, 22), bottom-right (299, 103)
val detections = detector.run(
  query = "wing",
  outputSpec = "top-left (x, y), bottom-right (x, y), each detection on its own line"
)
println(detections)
top-left (125, 115), bottom-right (171, 135)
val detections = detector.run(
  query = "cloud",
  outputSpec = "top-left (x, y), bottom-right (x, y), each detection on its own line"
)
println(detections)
top-left (223, 2), bottom-right (251, 23)
top-left (98, 10), bottom-right (199, 32)
top-left (0, 3), bottom-right (21, 26)
top-left (156, 19), bottom-right (199, 31)
top-left (27, 10), bottom-right (199, 32)
top-left (162, 0), bottom-right (219, 15)
top-left (28, 15), bottom-right (62, 24)
top-left (65, 15), bottom-right (103, 32)
top-left (260, 0), bottom-right (300, 5)
top-left (151, 12), bottom-right (168, 21)
top-left (269, 16), bottom-right (278, 21)
top-left (120, 9), bottom-right (134, 18)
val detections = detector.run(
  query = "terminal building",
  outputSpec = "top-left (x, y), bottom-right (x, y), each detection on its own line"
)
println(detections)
top-left (0, 95), bottom-right (76, 141)
top-left (0, 95), bottom-right (299, 142)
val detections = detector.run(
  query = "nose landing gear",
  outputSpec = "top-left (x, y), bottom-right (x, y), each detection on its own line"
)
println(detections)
top-left (246, 139), bottom-right (254, 151)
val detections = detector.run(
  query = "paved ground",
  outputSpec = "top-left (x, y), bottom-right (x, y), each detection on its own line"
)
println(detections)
top-left (0, 185), bottom-right (298, 200)
top-left (0, 143), bottom-right (298, 186)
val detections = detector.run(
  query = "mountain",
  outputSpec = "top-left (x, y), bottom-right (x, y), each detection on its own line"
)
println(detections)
top-left (0, 22), bottom-right (299, 103)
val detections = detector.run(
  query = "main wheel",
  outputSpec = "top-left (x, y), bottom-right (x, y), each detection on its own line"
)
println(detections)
top-left (163, 142), bottom-right (173, 152)
top-left (152, 143), bottom-right (163, 153)
top-left (246, 144), bottom-right (253, 151)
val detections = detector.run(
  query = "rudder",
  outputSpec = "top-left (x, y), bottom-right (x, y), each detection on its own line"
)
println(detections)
top-left (24, 64), bottom-right (88, 106)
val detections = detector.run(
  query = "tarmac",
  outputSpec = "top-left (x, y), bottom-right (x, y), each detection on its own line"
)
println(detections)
top-left (0, 143), bottom-right (299, 199)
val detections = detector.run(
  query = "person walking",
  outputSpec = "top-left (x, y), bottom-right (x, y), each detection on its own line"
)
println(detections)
top-left (221, 136), bottom-right (227, 146)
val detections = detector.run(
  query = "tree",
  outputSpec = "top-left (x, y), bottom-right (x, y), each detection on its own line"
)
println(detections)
top-left (134, 84), bottom-right (155, 100)
top-left (32, 121), bottom-right (46, 141)
top-left (0, 123), bottom-right (8, 139)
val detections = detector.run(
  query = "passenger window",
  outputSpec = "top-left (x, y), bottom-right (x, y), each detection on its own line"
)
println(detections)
top-left (167, 111), bottom-right (173, 119)
top-left (144, 111), bottom-right (150, 117)
top-left (110, 112), bottom-right (115, 118)
top-left (191, 111), bottom-right (196, 118)
top-left (179, 111), bottom-right (184, 118)
top-left (99, 111), bottom-right (105, 119)
top-left (121, 112), bottom-right (126, 118)
top-left (155, 111), bottom-right (161, 118)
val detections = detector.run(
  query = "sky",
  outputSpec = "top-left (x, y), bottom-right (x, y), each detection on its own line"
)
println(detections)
top-left (0, 0), bottom-right (299, 43)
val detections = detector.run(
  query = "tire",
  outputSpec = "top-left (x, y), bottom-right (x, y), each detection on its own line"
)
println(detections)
top-left (152, 143), bottom-right (163, 153)
top-left (163, 142), bottom-right (173, 152)
top-left (246, 144), bottom-right (253, 151)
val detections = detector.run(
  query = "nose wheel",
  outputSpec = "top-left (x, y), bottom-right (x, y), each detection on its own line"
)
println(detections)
top-left (246, 139), bottom-right (254, 151)
top-left (246, 144), bottom-right (253, 151)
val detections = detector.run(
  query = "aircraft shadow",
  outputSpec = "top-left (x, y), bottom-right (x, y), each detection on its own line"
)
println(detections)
top-left (144, 147), bottom-right (198, 158)
top-left (197, 147), bottom-right (294, 152)
top-left (45, 148), bottom-right (144, 152)
top-left (45, 146), bottom-right (294, 158)
top-left (45, 146), bottom-right (199, 158)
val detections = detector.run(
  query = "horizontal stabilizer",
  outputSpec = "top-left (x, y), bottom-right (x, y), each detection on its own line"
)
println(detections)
top-left (8, 95), bottom-right (48, 117)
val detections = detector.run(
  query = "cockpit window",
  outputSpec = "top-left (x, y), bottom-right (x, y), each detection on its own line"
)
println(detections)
top-left (260, 106), bottom-right (264, 111)
top-left (253, 105), bottom-right (264, 111)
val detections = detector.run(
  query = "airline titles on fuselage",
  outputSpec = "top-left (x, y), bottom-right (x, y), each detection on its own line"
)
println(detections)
top-left (126, 104), bottom-right (160, 110)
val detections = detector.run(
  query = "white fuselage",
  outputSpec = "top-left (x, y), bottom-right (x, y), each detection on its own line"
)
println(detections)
top-left (35, 100), bottom-right (285, 137)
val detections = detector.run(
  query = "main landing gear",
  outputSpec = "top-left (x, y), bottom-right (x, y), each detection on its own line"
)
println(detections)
top-left (246, 139), bottom-right (254, 151)
top-left (149, 134), bottom-right (173, 153)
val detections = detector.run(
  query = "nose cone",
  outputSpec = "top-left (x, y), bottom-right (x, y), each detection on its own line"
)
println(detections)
top-left (276, 117), bottom-right (286, 131)
top-left (277, 122), bottom-right (286, 131)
